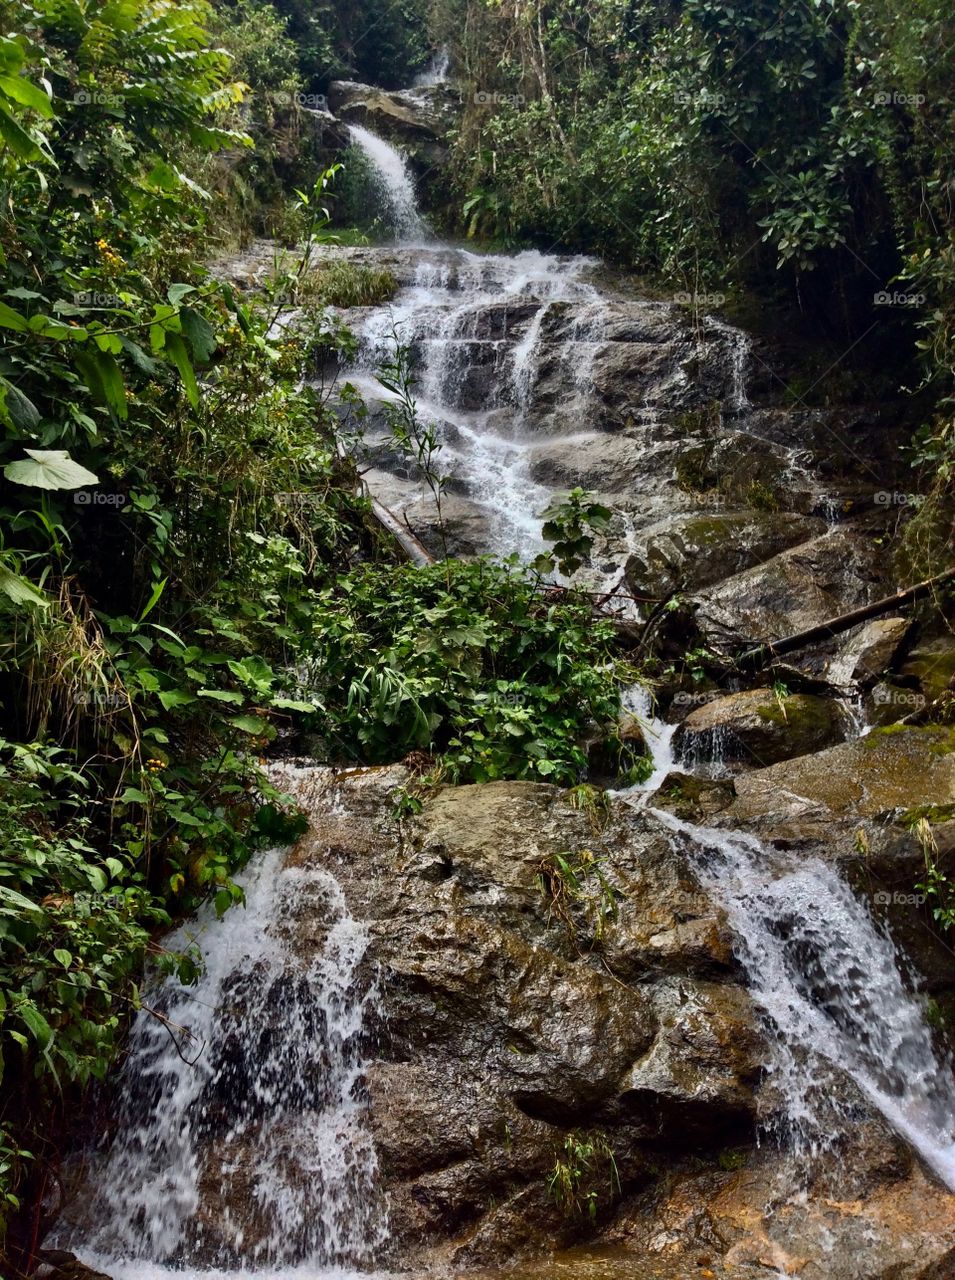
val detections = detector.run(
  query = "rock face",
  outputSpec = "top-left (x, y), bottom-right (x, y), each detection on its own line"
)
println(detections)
top-left (262, 757), bottom-right (955, 1278)
top-left (729, 725), bottom-right (955, 827)
top-left (327, 80), bottom-right (458, 167)
top-left (674, 687), bottom-right (845, 767)
top-left (272, 765), bottom-right (755, 1267)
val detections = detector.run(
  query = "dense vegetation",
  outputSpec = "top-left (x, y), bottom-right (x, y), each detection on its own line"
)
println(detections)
top-left (0, 0), bottom-right (618, 1265)
top-left (0, 0), bottom-right (950, 1269)
top-left (442, 0), bottom-right (953, 545)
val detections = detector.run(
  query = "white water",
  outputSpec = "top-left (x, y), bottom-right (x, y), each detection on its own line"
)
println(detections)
top-left (413, 48), bottom-right (450, 86)
top-left (651, 809), bottom-right (955, 1191)
top-left (353, 248), bottom-right (603, 556)
top-left (56, 849), bottom-right (385, 1273)
top-left (346, 125), bottom-right (428, 243)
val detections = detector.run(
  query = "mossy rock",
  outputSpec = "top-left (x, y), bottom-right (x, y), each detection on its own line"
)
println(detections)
top-left (673, 687), bottom-right (843, 767)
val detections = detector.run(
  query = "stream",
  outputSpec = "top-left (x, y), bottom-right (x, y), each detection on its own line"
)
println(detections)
top-left (51, 122), bottom-right (955, 1280)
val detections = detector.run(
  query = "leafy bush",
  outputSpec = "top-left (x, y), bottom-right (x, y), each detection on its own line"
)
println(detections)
top-left (302, 559), bottom-right (621, 785)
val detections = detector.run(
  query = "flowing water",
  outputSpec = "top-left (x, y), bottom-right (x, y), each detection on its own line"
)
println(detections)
top-left (56, 848), bottom-right (386, 1277)
top-left (617, 682), bottom-right (955, 1190)
top-left (56, 121), bottom-right (955, 1277)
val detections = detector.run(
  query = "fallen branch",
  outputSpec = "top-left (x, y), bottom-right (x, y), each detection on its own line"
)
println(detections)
top-left (735, 567), bottom-right (955, 672)
top-left (370, 497), bottom-right (434, 566)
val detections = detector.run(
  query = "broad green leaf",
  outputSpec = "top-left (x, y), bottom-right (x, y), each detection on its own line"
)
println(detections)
top-left (0, 378), bottom-right (40, 430)
top-left (18, 1004), bottom-right (52, 1048)
top-left (180, 307), bottom-right (217, 363)
top-left (158, 689), bottom-right (196, 710)
top-left (167, 283), bottom-right (195, 305)
top-left (228, 714), bottom-right (273, 735)
top-left (165, 332), bottom-right (198, 407)
top-left (0, 564), bottom-right (49, 609)
top-left (0, 300), bottom-right (28, 331)
top-left (197, 688), bottom-right (244, 703)
top-left (53, 948), bottom-right (72, 968)
top-left (0, 74), bottom-right (53, 118)
top-left (0, 99), bottom-right (41, 160)
top-left (4, 449), bottom-right (99, 490)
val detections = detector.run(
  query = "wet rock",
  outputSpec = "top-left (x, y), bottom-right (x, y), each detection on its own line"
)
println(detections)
top-left (674, 687), bottom-right (844, 768)
top-left (840, 616), bottom-right (912, 681)
top-left (327, 80), bottom-right (458, 167)
top-left (35, 1254), bottom-right (113, 1280)
top-left (266, 768), bottom-right (761, 1266)
top-left (623, 511), bottom-right (824, 599)
top-left (619, 979), bottom-right (764, 1138)
top-left (728, 725), bottom-right (955, 828)
top-left (900, 635), bottom-right (955, 705)
top-left (692, 526), bottom-right (883, 656)
top-left (648, 770), bottom-right (736, 822)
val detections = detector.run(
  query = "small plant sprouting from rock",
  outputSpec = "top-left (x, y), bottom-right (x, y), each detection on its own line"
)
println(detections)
top-left (537, 849), bottom-right (617, 946)
top-left (914, 817), bottom-right (955, 934)
top-left (532, 488), bottom-right (612, 578)
top-left (378, 329), bottom-right (448, 555)
top-left (565, 782), bottom-right (612, 832)
top-left (548, 1131), bottom-right (620, 1219)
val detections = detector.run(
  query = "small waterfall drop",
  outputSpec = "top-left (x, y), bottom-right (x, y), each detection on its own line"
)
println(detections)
top-left (352, 249), bottom-right (604, 556)
top-left (55, 848), bottom-right (385, 1277)
top-left (651, 809), bottom-right (955, 1189)
top-left (346, 124), bottom-right (428, 243)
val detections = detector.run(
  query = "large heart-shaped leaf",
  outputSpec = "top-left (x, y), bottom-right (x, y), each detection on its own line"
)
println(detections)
top-left (4, 448), bottom-right (99, 490)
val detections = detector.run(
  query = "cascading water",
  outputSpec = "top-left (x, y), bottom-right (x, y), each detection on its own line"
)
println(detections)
top-left (650, 808), bottom-right (955, 1191)
top-left (351, 247), bottom-right (605, 556)
top-left (346, 125), bottom-right (428, 243)
top-left (55, 848), bottom-right (385, 1279)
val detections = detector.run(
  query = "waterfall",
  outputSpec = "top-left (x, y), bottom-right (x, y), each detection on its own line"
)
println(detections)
top-left (352, 249), bottom-right (604, 556)
top-left (345, 124), bottom-right (428, 243)
top-left (413, 48), bottom-right (450, 87)
top-left (651, 808), bottom-right (955, 1190)
top-left (54, 848), bottom-right (386, 1278)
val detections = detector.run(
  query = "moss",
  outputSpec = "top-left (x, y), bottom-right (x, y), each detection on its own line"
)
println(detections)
top-left (717, 1147), bottom-right (750, 1171)
top-left (746, 479), bottom-right (780, 512)
top-left (900, 803), bottom-right (955, 825)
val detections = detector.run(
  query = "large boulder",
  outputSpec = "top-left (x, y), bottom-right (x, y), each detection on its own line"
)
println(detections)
top-left (728, 724), bottom-right (955, 827)
top-left (268, 766), bottom-right (760, 1266)
top-left (327, 80), bottom-right (458, 167)
top-left (691, 526), bottom-right (884, 659)
top-left (624, 511), bottom-right (824, 600)
top-left (673, 687), bottom-right (845, 768)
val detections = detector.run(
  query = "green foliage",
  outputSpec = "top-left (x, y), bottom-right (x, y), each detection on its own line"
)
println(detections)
top-left (532, 489), bottom-right (612, 579)
top-left (548, 1131), bottom-right (620, 1220)
top-left (914, 818), bottom-right (955, 934)
top-left (303, 558), bottom-right (621, 785)
top-left (300, 260), bottom-right (398, 308)
top-left (537, 848), bottom-right (618, 947)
